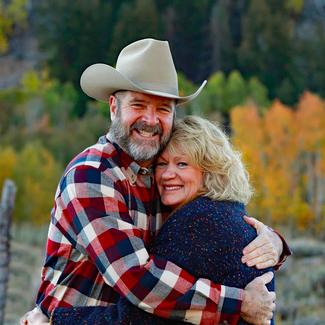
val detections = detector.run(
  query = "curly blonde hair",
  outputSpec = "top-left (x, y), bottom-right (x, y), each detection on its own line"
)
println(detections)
top-left (166, 116), bottom-right (254, 205)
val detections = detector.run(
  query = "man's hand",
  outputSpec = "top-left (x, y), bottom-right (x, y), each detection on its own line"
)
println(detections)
top-left (241, 272), bottom-right (276, 325)
top-left (20, 307), bottom-right (49, 325)
top-left (242, 216), bottom-right (283, 269)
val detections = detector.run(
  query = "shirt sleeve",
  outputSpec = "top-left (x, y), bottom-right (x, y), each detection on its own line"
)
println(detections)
top-left (54, 166), bottom-right (242, 325)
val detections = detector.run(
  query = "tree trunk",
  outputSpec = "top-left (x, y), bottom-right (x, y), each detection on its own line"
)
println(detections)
top-left (0, 179), bottom-right (17, 325)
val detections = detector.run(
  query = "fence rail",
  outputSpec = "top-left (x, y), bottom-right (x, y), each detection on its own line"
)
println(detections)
top-left (0, 180), bottom-right (17, 325)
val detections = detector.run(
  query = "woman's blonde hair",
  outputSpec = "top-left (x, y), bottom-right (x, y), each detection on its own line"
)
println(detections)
top-left (166, 116), bottom-right (254, 205)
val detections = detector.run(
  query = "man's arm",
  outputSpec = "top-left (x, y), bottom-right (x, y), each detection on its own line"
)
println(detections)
top-left (42, 166), bottom-right (241, 325)
top-left (242, 216), bottom-right (292, 270)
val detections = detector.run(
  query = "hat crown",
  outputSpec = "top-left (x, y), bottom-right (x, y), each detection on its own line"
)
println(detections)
top-left (80, 38), bottom-right (206, 105)
top-left (116, 39), bottom-right (179, 96)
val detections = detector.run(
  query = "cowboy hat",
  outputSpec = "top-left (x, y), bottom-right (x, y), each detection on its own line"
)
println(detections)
top-left (80, 38), bottom-right (207, 106)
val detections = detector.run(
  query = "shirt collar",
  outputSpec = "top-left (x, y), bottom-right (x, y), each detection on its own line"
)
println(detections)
top-left (106, 133), bottom-right (155, 185)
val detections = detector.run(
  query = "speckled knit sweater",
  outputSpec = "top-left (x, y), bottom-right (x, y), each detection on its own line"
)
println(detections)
top-left (51, 196), bottom-right (275, 325)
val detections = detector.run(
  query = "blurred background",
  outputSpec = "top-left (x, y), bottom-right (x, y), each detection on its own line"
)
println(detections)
top-left (0, 0), bottom-right (325, 324)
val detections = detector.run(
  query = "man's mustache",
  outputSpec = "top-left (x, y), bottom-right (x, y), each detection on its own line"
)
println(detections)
top-left (130, 122), bottom-right (163, 136)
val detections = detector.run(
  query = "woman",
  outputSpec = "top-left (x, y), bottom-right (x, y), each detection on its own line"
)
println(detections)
top-left (43, 116), bottom-right (275, 325)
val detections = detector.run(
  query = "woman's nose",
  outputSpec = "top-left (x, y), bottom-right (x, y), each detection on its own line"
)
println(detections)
top-left (161, 165), bottom-right (176, 179)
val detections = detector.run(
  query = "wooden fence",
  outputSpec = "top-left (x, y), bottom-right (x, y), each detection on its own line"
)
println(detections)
top-left (0, 180), bottom-right (17, 325)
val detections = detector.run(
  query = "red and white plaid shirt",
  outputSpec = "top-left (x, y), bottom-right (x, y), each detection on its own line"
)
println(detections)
top-left (37, 133), bottom-right (281, 324)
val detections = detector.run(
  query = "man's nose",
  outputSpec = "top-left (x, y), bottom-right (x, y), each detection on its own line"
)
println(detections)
top-left (142, 109), bottom-right (158, 125)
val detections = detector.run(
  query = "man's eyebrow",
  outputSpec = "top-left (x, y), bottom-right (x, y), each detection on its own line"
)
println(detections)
top-left (129, 98), bottom-right (174, 109)
top-left (129, 99), bottom-right (147, 104)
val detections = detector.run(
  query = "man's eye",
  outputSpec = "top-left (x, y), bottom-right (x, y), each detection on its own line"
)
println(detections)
top-left (158, 107), bottom-right (171, 113)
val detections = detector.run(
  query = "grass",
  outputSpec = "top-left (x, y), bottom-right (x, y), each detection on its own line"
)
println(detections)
top-left (4, 224), bottom-right (48, 325)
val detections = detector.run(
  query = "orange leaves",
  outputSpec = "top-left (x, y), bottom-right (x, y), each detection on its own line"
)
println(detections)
top-left (296, 92), bottom-right (325, 151)
top-left (230, 91), bottom-right (325, 234)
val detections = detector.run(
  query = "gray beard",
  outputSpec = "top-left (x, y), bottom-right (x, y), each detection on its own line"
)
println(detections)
top-left (110, 114), bottom-right (171, 162)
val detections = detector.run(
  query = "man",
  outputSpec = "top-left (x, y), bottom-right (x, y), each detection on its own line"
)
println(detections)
top-left (21, 38), bottom-right (290, 325)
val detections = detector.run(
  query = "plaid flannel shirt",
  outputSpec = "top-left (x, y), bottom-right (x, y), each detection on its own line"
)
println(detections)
top-left (36, 133), bottom-right (243, 324)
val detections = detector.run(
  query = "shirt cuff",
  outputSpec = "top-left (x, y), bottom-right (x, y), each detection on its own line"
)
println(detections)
top-left (212, 286), bottom-right (242, 325)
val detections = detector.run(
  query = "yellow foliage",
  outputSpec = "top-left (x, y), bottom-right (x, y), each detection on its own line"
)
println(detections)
top-left (231, 91), bottom-right (325, 235)
top-left (0, 146), bottom-right (18, 190)
top-left (0, 0), bottom-right (28, 54)
top-left (13, 141), bottom-right (63, 224)
top-left (21, 69), bottom-right (42, 93)
top-left (0, 33), bottom-right (8, 52)
top-left (285, 0), bottom-right (305, 13)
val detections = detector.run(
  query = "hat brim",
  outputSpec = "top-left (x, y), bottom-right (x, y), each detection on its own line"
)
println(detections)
top-left (80, 63), bottom-right (206, 106)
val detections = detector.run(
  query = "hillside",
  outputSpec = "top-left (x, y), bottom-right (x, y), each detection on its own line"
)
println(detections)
top-left (0, 28), bottom-right (43, 90)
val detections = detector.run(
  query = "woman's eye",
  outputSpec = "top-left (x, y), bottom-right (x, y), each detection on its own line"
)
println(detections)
top-left (178, 162), bottom-right (188, 167)
top-left (156, 162), bottom-right (167, 167)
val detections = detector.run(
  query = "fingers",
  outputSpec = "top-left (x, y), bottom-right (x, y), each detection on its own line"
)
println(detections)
top-left (242, 224), bottom-right (279, 268)
top-left (20, 311), bottom-right (30, 325)
top-left (254, 271), bottom-right (274, 285)
top-left (242, 274), bottom-right (276, 325)
top-left (20, 308), bottom-right (49, 325)
top-left (243, 216), bottom-right (264, 234)
top-left (242, 243), bottom-right (278, 268)
top-left (243, 230), bottom-right (269, 256)
top-left (20, 317), bottom-right (27, 325)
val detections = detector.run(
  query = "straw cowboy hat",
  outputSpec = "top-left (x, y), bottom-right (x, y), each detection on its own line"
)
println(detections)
top-left (80, 38), bottom-right (207, 106)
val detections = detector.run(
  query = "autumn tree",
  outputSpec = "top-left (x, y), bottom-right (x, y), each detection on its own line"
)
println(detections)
top-left (0, 146), bottom-right (17, 190)
top-left (230, 91), bottom-right (325, 237)
top-left (13, 141), bottom-right (63, 224)
top-left (296, 92), bottom-right (325, 233)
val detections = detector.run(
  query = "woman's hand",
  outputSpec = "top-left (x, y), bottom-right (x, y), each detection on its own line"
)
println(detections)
top-left (20, 307), bottom-right (50, 325)
top-left (242, 216), bottom-right (283, 269)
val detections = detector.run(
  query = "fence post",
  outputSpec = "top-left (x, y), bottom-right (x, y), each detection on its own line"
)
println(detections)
top-left (0, 179), bottom-right (17, 325)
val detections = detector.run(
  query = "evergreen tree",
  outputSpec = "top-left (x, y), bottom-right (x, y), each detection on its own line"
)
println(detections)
top-left (209, 1), bottom-right (234, 74)
top-left (160, 0), bottom-right (215, 83)
top-left (238, 0), bottom-right (296, 102)
top-left (108, 0), bottom-right (160, 63)
top-left (34, 0), bottom-right (113, 115)
top-left (290, 23), bottom-right (325, 100)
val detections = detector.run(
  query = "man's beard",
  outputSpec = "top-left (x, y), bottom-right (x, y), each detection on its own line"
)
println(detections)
top-left (110, 111), bottom-right (171, 162)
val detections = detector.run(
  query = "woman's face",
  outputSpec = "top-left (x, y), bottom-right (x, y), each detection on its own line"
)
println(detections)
top-left (155, 148), bottom-right (204, 209)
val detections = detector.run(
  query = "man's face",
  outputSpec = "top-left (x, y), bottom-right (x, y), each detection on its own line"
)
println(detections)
top-left (109, 91), bottom-right (175, 166)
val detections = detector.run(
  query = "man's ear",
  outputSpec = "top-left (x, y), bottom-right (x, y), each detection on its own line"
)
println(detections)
top-left (109, 95), bottom-right (117, 121)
